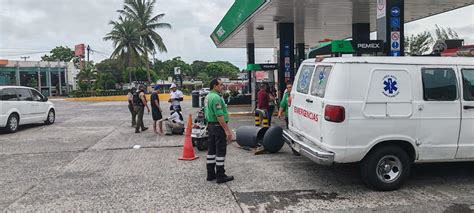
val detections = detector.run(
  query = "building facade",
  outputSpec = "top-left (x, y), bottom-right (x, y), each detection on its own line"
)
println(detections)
top-left (0, 60), bottom-right (78, 96)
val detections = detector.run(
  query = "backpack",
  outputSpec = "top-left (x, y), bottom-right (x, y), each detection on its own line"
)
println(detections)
top-left (133, 90), bottom-right (144, 107)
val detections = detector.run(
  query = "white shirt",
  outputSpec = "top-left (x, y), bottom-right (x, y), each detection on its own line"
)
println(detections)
top-left (170, 90), bottom-right (183, 107)
top-left (169, 111), bottom-right (184, 125)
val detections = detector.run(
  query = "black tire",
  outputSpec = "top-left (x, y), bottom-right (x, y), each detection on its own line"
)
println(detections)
top-left (45, 109), bottom-right (55, 125)
top-left (192, 138), bottom-right (197, 147)
top-left (360, 145), bottom-right (411, 191)
top-left (291, 147), bottom-right (301, 156)
top-left (196, 138), bottom-right (208, 151)
top-left (6, 114), bottom-right (19, 133)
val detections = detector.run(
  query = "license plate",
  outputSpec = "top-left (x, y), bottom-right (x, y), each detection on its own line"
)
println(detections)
top-left (192, 129), bottom-right (201, 134)
top-left (292, 142), bottom-right (301, 153)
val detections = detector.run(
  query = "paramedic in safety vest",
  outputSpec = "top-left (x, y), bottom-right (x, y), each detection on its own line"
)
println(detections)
top-left (204, 78), bottom-right (234, 184)
top-left (278, 82), bottom-right (292, 128)
top-left (168, 83), bottom-right (184, 111)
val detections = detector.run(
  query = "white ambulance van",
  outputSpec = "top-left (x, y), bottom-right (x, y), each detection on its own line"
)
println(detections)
top-left (283, 57), bottom-right (474, 190)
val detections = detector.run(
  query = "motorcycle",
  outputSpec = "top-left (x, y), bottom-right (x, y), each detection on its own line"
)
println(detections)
top-left (191, 108), bottom-right (208, 151)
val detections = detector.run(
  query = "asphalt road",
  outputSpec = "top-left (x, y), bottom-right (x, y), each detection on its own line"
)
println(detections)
top-left (1, 100), bottom-right (473, 212)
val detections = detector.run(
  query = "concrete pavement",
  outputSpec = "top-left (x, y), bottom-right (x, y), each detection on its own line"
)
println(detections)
top-left (1, 100), bottom-right (473, 212)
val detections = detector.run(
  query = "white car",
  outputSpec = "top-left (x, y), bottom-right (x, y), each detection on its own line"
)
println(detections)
top-left (199, 88), bottom-right (210, 96)
top-left (283, 57), bottom-right (474, 190)
top-left (0, 86), bottom-right (55, 133)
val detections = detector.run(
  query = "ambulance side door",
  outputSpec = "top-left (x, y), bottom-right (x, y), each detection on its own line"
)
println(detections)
top-left (456, 66), bottom-right (474, 159)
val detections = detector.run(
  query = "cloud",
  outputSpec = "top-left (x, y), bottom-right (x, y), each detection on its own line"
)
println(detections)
top-left (0, 1), bottom-right (471, 69)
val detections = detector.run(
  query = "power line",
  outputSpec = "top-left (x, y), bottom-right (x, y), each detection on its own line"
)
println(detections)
top-left (0, 51), bottom-right (50, 57)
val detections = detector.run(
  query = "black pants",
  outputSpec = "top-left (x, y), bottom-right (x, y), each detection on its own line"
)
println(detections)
top-left (268, 105), bottom-right (275, 125)
top-left (207, 124), bottom-right (227, 177)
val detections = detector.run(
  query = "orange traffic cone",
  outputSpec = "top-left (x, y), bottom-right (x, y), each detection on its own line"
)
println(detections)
top-left (179, 114), bottom-right (199, 161)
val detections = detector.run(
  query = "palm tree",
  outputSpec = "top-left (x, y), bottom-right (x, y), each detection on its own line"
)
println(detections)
top-left (118, 0), bottom-right (171, 83)
top-left (77, 66), bottom-right (97, 91)
top-left (103, 16), bottom-right (146, 84)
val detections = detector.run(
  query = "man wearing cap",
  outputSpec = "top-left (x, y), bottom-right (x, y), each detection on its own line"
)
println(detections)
top-left (151, 85), bottom-right (163, 134)
top-left (204, 78), bottom-right (234, 184)
top-left (168, 83), bottom-right (183, 111)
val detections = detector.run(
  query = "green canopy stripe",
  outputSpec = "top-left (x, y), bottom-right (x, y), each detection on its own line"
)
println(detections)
top-left (210, 0), bottom-right (266, 46)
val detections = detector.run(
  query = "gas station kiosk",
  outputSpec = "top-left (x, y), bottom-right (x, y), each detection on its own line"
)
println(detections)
top-left (246, 63), bottom-right (279, 112)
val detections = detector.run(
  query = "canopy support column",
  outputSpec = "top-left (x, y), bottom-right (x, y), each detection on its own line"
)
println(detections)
top-left (277, 23), bottom-right (294, 98)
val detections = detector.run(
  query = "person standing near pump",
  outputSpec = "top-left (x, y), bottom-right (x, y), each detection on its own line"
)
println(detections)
top-left (127, 87), bottom-right (137, 127)
top-left (267, 87), bottom-right (276, 125)
top-left (204, 78), bottom-right (234, 184)
top-left (168, 83), bottom-right (184, 111)
top-left (151, 85), bottom-right (163, 134)
top-left (278, 82), bottom-right (292, 128)
top-left (257, 84), bottom-right (270, 126)
top-left (134, 85), bottom-right (150, 133)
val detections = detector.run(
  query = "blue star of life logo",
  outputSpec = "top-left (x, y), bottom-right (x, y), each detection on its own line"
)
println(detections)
top-left (384, 78), bottom-right (397, 94)
top-left (318, 71), bottom-right (325, 85)
top-left (299, 70), bottom-right (311, 90)
top-left (383, 75), bottom-right (400, 97)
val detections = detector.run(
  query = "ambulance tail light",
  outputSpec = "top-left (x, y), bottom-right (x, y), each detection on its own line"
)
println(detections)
top-left (288, 95), bottom-right (292, 107)
top-left (324, 105), bottom-right (345, 123)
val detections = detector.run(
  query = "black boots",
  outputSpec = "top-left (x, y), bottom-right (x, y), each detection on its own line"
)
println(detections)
top-left (216, 166), bottom-right (234, 184)
top-left (207, 164), bottom-right (216, 181)
top-left (216, 174), bottom-right (234, 184)
top-left (207, 164), bottom-right (234, 183)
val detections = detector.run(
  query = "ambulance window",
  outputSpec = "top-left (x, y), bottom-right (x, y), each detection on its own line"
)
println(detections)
top-left (462, 68), bottom-right (474, 101)
top-left (421, 68), bottom-right (458, 101)
top-left (296, 65), bottom-right (315, 94)
top-left (310, 66), bottom-right (332, 98)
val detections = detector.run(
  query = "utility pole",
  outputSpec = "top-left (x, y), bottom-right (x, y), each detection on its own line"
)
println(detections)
top-left (86, 45), bottom-right (91, 65)
top-left (20, 56), bottom-right (30, 61)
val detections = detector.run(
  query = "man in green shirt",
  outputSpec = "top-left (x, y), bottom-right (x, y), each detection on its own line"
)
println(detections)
top-left (278, 83), bottom-right (293, 128)
top-left (204, 78), bottom-right (234, 184)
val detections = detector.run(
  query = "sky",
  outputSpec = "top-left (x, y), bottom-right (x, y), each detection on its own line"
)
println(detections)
top-left (0, 0), bottom-right (473, 69)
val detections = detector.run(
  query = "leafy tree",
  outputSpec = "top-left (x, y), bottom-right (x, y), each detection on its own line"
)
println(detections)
top-left (95, 59), bottom-right (124, 84)
top-left (404, 25), bottom-right (460, 56)
top-left (118, 0), bottom-right (171, 83)
top-left (433, 24), bottom-right (459, 41)
top-left (77, 66), bottom-right (97, 91)
top-left (196, 72), bottom-right (211, 86)
top-left (405, 31), bottom-right (432, 56)
top-left (96, 71), bottom-right (117, 90)
top-left (103, 16), bottom-right (146, 84)
top-left (205, 61), bottom-right (239, 79)
top-left (160, 57), bottom-right (192, 78)
top-left (191, 60), bottom-right (209, 79)
top-left (122, 66), bottom-right (159, 82)
top-left (41, 46), bottom-right (75, 62)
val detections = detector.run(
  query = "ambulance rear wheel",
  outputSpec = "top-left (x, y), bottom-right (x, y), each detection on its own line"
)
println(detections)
top-left (360, 145), bottom-right (411, 191)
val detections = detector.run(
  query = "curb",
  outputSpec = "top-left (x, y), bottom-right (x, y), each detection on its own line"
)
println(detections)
top-left (228, 112), bottom-right (253, 116)
top-left (66, 94), bottom-right (191, 102)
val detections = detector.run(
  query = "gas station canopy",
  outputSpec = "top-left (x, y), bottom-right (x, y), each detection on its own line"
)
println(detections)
top-left (211, 0), bottom-right (473, 48)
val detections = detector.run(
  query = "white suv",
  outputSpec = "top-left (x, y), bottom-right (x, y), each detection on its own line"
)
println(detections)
top-left (0, 86), bottom-right (55, 133)
top-left (283, 57), bottom-right (474, 190)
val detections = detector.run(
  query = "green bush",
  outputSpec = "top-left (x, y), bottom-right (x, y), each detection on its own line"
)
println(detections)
top-left (70, 90), bottom-right (129, 98)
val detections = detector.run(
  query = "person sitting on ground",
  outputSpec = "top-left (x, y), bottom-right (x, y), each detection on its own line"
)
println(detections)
top-left (159, 106), bottom-right (185, 135)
